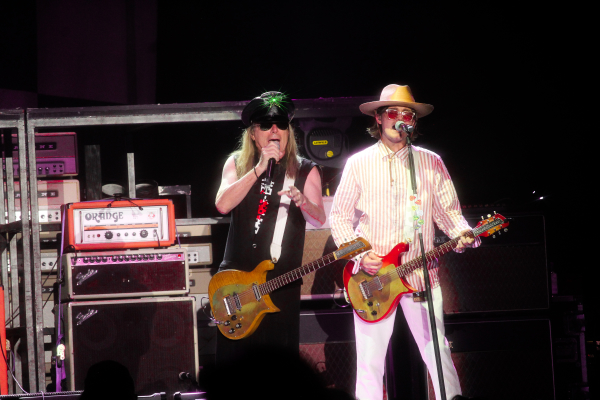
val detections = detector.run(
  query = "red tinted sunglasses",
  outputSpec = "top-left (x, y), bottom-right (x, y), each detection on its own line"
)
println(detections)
top-left (385, 109), bottom-right (416, 123)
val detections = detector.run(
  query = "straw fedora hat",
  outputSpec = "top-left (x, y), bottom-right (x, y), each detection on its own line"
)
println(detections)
top-left (359, 84), bottom-right (434, 118)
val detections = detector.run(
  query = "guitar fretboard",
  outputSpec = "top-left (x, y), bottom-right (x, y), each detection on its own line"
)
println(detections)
top-left (259, 240), bottom-right (367, 295)
top-left (366, 219), bottom-right (502, 292)
top-left (259, 253), bottom-right (336, 295)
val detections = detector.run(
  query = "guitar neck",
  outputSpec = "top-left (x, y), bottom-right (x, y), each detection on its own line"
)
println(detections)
top-left (259, 239), bottom-right (369, 295)
top-left (259, 253), bottom-right (337, 294)
top-left (397, 227), bottom-right (479, 278)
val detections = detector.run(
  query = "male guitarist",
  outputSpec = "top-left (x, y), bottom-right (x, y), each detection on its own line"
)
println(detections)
top-left (330, 84), bottom-right (480, 400)
top-left (215, 91), bottom-right (326, 364)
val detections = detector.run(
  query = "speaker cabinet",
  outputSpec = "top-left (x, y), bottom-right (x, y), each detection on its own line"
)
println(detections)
top-left (63, 297), bottom-right (198, 396)
top-left (437, 214), bottom-right (549, 314)
top-left (427, 319), bottom-right (555, 399)
top-left (299, 309), bottom-right (356, 394)
top-left (300, 229), bottom-right (347, 298)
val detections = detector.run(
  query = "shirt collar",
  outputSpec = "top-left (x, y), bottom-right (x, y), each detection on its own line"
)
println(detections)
top-left (376, 140), bottom-right (410, 161)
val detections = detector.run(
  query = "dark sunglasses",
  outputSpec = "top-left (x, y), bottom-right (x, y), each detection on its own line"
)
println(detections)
top-left (254, 121), bottom-right (289, 131)
top-left (385, 109), bottom-right (416, 123)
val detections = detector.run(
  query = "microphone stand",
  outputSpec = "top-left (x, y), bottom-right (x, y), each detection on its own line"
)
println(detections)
top-left (405, 133), bottom-right (447, 400)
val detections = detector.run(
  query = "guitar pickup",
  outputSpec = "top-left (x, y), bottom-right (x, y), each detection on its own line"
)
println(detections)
top-left (252, 283), bottom-right (262, 301)
top-left (373, 276), bottom-right (384, 291)
top-left (233, 293), bottom-right (242, 310)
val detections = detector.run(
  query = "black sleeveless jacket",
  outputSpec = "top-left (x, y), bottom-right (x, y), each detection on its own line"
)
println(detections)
top-left (219, 158), bottom-right (319, 285)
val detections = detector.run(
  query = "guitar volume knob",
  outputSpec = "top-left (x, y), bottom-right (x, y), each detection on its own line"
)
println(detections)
top-left (235, 323), bottom-right (242, 328)
top-left (228, 328), bottom-right (235, 334)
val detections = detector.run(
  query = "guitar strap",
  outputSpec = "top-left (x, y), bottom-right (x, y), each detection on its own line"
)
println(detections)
top-left (403, 149), bottom-right (420, 244)
top-left (270, 174), bottom-right (295, 263)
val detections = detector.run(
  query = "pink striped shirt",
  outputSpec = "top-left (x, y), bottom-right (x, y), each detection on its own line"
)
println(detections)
top-left (330, 141), bottom-right (480, 291)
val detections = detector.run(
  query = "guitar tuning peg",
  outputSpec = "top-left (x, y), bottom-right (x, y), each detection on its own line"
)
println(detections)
top-left (481, 216), bottom-right (484, 220)
top-left (494, 211), bottom-right (497, 214)
top-left (492, 235), bottom-right (496, 238)
top-left (487, 214), bottom-right (491, 218)
top-left (498, 231), bottom-right (501, 235)
top-left (504, 228), bottom-right (508, 232)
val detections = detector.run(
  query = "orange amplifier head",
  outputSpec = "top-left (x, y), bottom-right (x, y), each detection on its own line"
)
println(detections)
top-left (63, 199), bottom-right (176, 251)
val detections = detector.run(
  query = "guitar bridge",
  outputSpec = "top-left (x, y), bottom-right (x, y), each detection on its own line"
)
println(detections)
top-left (223, 296), bottom-right (233, 315)
top-left (359, 281), bottom-right (372, 300)
top-left (223, 293), bottom-right (242, 315)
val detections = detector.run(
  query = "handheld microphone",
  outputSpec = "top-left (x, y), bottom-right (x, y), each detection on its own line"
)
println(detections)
top-left (265, 141), bottom-right (280, 185)
top-left (394, 121), bottom-right (414, 134)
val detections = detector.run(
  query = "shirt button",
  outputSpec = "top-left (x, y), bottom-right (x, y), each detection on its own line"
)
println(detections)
top-left (252, 244), bottom-right (257, 248)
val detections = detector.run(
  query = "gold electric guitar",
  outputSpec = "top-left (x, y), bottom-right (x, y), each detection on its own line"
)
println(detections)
top-left (209, 237), bottom-right (371, 340)
top-left (343, 213), bottom-right (509, 323)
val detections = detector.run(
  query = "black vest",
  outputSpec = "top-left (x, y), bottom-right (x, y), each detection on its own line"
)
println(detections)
top-left (219, 158), bottom-right (319, 284)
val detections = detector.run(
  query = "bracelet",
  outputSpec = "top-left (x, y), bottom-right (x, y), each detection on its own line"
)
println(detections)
top-left (253, 167), bottom-right (259, 180)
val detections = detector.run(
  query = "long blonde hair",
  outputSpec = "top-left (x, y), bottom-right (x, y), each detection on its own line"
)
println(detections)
top-left (231, 124), bottom-right (301, 179)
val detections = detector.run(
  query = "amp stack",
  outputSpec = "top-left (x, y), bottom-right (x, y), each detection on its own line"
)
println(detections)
top-left (59, 199), bottom-right (199, 397)
top-left (5, 132), bottom-right (81, 388)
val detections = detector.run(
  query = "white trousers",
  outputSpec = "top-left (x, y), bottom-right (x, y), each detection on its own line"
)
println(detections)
top-left (354, 286), bottom-right (461, 400)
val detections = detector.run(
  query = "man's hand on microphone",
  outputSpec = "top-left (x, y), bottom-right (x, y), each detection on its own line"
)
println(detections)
top-left (255, 141), bottom-right (283, 175)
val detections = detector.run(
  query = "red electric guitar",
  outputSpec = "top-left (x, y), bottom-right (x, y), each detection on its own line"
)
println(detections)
top-left (343, 213), bottom-right (509, 323)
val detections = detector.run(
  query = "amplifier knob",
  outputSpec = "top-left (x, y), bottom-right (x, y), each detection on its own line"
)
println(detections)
top-left (96, 256), bottom-right (101, 262)
top-left (149, 254), bottom-right (155, 260)
top-left (102, 256), bottom-right (108, 262)
top-left (137, 255), bottom-right (143, 261)
top-left (105, 231), bottom-right (113, 240)
top-left (118, 255), bottom-right (124, 261)
top-left (157, 254), bottom-right (163, 260)
top-left (140, 230), bottom-right (148, 238)
top-left (112, 256), bottom-right (118, 262)
top-left (142, 254), bottom-right (148, 260)
top-left (124, 255), bottom-right (131, 261)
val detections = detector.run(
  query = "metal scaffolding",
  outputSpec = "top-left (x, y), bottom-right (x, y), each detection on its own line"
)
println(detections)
top-left (1, 96), bottom-right (371, 393)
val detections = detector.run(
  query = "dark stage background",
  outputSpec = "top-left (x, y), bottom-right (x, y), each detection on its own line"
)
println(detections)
top-left (1, 0), bottom-right (593, 398)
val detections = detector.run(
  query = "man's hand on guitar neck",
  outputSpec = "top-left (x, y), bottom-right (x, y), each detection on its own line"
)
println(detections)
top-left (455, 229), bottom-right (475, 250)
top-left (360, 251), bottom-right (383, 275)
